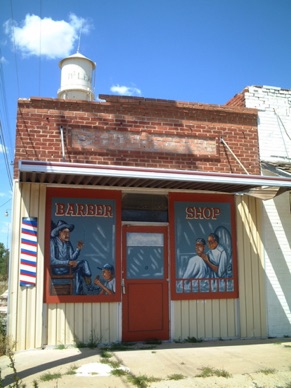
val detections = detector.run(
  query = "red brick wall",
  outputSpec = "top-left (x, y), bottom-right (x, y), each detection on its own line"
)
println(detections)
top-left (225, 89), bottom-right (248, 107)
top-left (14, 95), bottom-right (260, 178)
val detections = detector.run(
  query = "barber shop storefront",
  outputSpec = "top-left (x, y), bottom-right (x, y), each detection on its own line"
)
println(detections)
top-left (7, 95), bottom-right (291, 350)
top-left (43, 183), bottom-right (238, 343)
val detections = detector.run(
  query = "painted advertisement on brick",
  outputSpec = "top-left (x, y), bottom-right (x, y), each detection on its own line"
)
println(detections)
top-left (45, 188), bottom-right (121, 302)
top-left (170, 193), bottom-right (238, 300)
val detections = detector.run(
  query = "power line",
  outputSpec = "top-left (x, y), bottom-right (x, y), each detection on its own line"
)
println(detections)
top-left (0, 199), bottom-right (11, 209)
top-left (0, 48), bottom-right (13, 154)
top-left (0, 119), bottom-right (13, 190)
top-left (38, 0), bottom-right (43, 96)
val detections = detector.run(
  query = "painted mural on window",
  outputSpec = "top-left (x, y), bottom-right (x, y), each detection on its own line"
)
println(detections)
top-left (171, 194), bottom-right (237, 299)
top-left (46, 190), bottom-right (119, 301)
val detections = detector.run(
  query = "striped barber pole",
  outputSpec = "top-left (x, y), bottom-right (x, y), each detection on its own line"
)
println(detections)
top-left (20, 217), bottom-right (38, 286)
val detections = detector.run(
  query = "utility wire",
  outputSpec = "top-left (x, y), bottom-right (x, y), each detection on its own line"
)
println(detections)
top-left (0, 119), bottom-right (13, 189)
top-left (273, 108), bottom-right (291, 141)
top-left (38, 0), bottom-right (42, 96)
top-left (0, 48), bottom-right (13, 154)
top-left (0, 199), bottom-right (11, 209)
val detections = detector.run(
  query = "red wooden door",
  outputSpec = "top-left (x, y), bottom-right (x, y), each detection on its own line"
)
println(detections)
top-left (122, 225), bottom-right (169, 342)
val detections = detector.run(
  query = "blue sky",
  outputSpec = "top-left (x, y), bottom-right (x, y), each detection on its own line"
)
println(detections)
top-left (0, 0), bottom-right (291, 247)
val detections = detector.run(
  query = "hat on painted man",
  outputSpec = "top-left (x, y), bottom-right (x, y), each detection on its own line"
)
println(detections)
top-left (51, 220), bottom-right (75, 237)
top-left (97, 263), bottom-right (115, 273)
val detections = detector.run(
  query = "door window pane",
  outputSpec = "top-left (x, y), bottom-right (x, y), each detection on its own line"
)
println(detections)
top-left (126, 233), bottom-right (164, 279)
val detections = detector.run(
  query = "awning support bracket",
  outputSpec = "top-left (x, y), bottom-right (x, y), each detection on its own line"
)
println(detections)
top-left (220, 137), bottom-right (249, 175)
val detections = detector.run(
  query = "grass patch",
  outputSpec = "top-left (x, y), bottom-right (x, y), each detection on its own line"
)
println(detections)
top-left (55, 343), bottom-right (67, 350)
top-left (196, 366), bottom-right (232, 378)
top-left (74, 339), bottom-right (87, 348)
top-left (174, 336), bottom-right (202, 343)
top-left (39, 372), bottom-right (62, 381)
top-left (111, 368), bottom-right (128, 376)
top-left (87, 330), bottom-right (101, 349)
top-left (143, 339), bottom-right (162, 345)
top-left (184, 336), bottom-right (202, 343)
top-left (258, 368), bottom-right (276, 375)
top-left (284, 345), bottom-right (291, 348)
top-left (100, 349), bottom-right (112, 358)
top-left (0, 316), bottom-right (7, 356)
top-left (65, 365), bottom-right (78, 375)
top-left (73, 331), bottom-right (101, 349)
top-left (101, 359), bottom-right (121, 368)
top-left (105, 342), bottom-right (136, 351)
top-left (167, 373), bottom-right (185, 380)
top-left (127, 373), bottom-right (161, 387)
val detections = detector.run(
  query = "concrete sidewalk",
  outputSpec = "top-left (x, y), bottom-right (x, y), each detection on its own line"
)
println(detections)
top-left (1, 338), bottom-right (291, 387)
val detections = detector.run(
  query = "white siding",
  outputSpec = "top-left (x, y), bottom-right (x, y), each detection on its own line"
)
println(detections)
top-left (262, 190), bottom-right (291, 336)
top-left (172, 299), bottom-right (238, 341)
top-left (245, 86), bottom-right (291, 337)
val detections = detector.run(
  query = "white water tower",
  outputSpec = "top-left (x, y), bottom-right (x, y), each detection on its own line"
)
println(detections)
top-left (57, 52), bottom-right (96, 101)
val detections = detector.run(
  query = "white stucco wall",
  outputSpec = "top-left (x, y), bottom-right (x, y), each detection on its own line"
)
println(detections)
top-left (244, 86), bottom-right (291, 337)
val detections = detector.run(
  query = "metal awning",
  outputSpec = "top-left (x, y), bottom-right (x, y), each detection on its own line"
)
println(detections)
top-left (18, 160), bottom-right (291, 198)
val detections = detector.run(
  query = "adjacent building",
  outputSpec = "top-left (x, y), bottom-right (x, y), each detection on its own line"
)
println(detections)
top-left (227, 86), bottom-right (291, 337)
top-left (7, 54), bottom-right (291, 350)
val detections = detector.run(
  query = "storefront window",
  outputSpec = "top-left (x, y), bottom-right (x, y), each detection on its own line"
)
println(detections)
top-left (169, 193), bottom-right (238, 300)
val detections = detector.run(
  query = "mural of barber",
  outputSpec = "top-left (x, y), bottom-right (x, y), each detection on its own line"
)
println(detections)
top-left (50, 220), bottom-right (93, 295)
top-left (47, 193), bottom-right (117, 298)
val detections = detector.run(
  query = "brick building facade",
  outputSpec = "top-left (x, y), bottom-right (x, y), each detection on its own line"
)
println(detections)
top-left (15, 95), bottom-right (260, 176)
top-left (8, 82), bottom-right (291, 350)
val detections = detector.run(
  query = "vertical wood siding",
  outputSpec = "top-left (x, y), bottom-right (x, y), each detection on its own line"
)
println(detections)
top-left (263, 191), bottom-right (291, 337)
top-left (172, 195), bottom-right (267, 340)
top-left (8, 183), bottom-right (120, 350)
top-left (8, 184), bottom-right (266, 349)
top-left (46, 302), bottom-right (120, 346)
top-left (172, 299), bottom-right (239, 340)
top-left (8, 183), bottom-right (46, 350)
top-left (236, 195), bottom-right (266, 337)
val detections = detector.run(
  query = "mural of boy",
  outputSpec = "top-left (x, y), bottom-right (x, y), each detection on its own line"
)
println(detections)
top-left (94, 263), bottom-right (116, 295)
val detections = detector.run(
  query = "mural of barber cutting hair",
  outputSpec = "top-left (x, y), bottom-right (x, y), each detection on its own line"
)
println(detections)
top-left (174, 197), bottom-right (236, 296)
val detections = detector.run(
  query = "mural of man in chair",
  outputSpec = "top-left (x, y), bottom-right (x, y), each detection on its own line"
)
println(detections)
top-left (50, 220), bottom-right (93, 295)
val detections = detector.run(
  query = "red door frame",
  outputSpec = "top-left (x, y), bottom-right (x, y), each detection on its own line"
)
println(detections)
top-left (122, 225), bottom-right (169, 342)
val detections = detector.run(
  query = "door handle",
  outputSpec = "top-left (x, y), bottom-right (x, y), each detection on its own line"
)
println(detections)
top-left (121, 278), bottom-right (126, 294)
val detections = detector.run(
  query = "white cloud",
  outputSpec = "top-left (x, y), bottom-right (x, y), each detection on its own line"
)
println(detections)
top-left (110, 84), bottom-right (142, 96)
top-left (0, 56), bottom-right (7, 64)
top-left (3, 13), bottom-right (92, 59)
